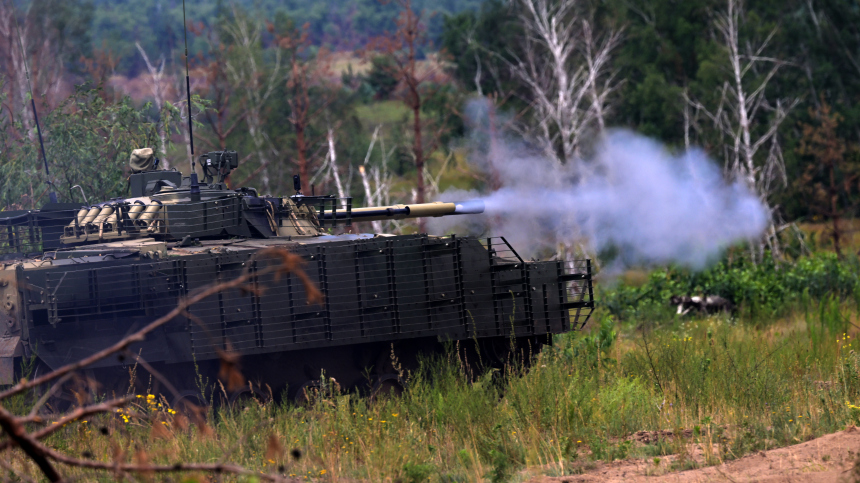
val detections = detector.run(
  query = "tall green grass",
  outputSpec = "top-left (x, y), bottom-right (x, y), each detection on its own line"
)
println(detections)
top-left (17, 305), bottom-right (858, 482)
top-left (6, 253), bottom-right (860, 481)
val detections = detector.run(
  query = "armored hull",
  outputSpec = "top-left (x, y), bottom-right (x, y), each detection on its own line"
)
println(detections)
top-left (0, 162), bottom-right (593, 403)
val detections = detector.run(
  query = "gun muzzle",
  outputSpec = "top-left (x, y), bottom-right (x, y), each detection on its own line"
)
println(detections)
top-left (321, 200), bottom-right (485, 223)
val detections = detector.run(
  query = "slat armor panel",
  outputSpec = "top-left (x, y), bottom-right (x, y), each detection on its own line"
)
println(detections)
top-left (24, 235), bottom-right (594, 370)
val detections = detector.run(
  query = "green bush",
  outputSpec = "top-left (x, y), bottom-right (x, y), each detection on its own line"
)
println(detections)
top-left (601, 253), bottom-right (860, 322)
top-left (366, 56), bottom-right (399, 100)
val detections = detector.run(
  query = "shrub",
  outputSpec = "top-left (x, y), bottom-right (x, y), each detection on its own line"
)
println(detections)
top-left (601, 253), bottom-right (860, 322)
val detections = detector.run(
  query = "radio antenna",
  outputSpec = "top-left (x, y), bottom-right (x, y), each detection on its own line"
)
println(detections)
top-left (181, 0), bottom-right (201, 201)
top-left (11, 4), bottom-right (57, 203)
top-left (182, 0), bottom-right (195, 166)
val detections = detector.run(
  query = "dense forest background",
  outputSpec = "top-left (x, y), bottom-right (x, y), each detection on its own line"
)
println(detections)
top-left (87, 0), bottom-right (482, 75)
top-left (2, 0), bottom-right (859, 260)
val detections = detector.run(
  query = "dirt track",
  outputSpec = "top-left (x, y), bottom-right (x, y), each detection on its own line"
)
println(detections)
top-left (528, 427), bottom-right (860, 482)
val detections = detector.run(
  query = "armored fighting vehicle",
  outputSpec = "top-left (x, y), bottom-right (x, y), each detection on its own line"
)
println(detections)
top-left (0, 149), bottom-right (593, 405)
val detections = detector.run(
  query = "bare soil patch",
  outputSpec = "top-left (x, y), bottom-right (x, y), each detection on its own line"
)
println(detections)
top-left (528, 427), bottom-right (860, 482)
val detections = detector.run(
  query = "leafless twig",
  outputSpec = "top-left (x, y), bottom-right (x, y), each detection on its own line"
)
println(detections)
top-left (685, 0), bottom-right (798, 261)
top-left (0, 247), bottom-right (316, 482)
top-left (505, 0), bottom-right (621, 168)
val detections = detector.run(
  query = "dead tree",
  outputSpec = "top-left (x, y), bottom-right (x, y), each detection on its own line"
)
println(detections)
top-left (223, 10), bottom-right (283, 192)
top-left (358, 126), bottom-right (385, 232)
top-left (507, 0), bottom-right (621, 168)
top-left (310, 124), bottom-right (350, 205)
top-left (356, 125), bottom-right (400, 233)
top-left (495, 0), bottom-right (621, 268)
top-left (686, 0), bottom-right (798, 261)
top-left (135, 42), bottom-right (172, 169)
top-left (366, 0), bottom-right (441, 232)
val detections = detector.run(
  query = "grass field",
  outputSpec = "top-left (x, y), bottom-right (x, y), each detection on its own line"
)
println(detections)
top-left (4, 307), bottom-right (857, 480)
top-left (3, 252), bottom-right (860, 481)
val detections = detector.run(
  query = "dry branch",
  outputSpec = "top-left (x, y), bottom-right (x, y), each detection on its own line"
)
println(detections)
top-left (0, 405), bottom-right (61, 481)
top-left (685, 0), bottom-right (798, 261)
top-left (0, 396), bottom-right (135, 453)
top-left (506, 0), bottom-right (621, 167)
top-left (0, 247), bottom-right (316, 481)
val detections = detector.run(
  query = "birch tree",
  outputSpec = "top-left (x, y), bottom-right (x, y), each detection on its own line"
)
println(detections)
top-left (135, 42), bottom-right (171, 169)
top-left (686, 0), bottom-right (798, 260)
top-left (222, 9), bottom-right (282, 193)
top-left (357, 125), bottom-right (397, 233)
top-left (508, 0), bottom-right (621, 168)
top-left (309, 125), bottom-right (350, 204)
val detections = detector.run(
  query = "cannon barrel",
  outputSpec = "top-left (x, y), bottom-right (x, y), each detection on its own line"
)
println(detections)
top-left (320, 200), bottom-right (484, 223)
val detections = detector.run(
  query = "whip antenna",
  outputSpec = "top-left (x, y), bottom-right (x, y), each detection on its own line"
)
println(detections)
top-left (181, 0), bottom-right (201, 201)
top-left (11, 4), bottom-right (57, 203)
top-left (182, 0), bottom-right (195, 164)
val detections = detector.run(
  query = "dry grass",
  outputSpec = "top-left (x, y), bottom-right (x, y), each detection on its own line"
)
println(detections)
top-left (1, 306), bottom-right (858, 482)
top-left (799, 219), bottom-right (860, 254)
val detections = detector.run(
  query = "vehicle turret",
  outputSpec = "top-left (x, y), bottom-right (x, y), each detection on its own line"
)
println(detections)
top-left (59, 149), bottom-right (484, 246)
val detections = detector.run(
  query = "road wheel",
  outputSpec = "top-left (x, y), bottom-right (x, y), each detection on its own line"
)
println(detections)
top-left (171, 390), bottom-right (208, 422)
top-left (292, 380), bottom-right (321, 405)
top-left (370, 374), bottom-right (405, 401)
top-left (229, 384), bottom-right (269, 411)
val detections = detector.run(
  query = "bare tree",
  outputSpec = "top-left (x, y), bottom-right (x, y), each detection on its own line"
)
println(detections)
top-left (507, 0), bottom-right (621, 167)
top-left (495, 0), bottom-right (621, 270)
top-left (423, 151), bottom-right (453, 200)
top-left (358, 125), bottom-right (398, 233)
top-left (366, 0), bottom-right (444, 232)
top-left (223, 9), bottom-right (283, 192)
top-left (135, 42), bottom-right (172, 169)
top-left (310, 124), bottom-right (350, 205)
top-left (167, 67), bottom-right (204, 173)
top-left (686, 0), bottom-right (798, 260)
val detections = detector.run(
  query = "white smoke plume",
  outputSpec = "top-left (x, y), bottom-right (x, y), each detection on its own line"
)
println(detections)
top-left (429, 103), bottom-right (769, 270)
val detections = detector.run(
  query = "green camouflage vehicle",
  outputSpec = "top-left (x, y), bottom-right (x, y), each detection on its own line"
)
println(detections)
top-left (0, 149), bottom-right (593, 405)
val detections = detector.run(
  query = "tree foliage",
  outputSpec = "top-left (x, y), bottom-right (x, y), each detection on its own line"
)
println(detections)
top-left (1, 85), bottom-right (159, 206)
top-left (3, 0), bottom-right (859, 230)
top-left (86, 0), bottom-right (483, 76)
top-left (442, 0), bottom-right (860, 225)
top-left (367, 55), bottom-right (399, 99)
top-left (796, 102), bottom-right (859, 256)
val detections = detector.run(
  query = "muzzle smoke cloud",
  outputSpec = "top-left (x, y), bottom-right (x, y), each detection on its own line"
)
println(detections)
top-left (429, 102), bottom-right (769, 270)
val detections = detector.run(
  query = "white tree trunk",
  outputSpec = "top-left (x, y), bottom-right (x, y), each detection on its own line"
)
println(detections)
top-left (326, 127), bottom-right (347, 206)
top-left (686, 0), bottom-right (798, 261)
top-left (135, 42), bottom-right (170, 169)
top-left (223, 10), bottom-right (282, 193)
top-left (508, 0), bottom-right (621, 168)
